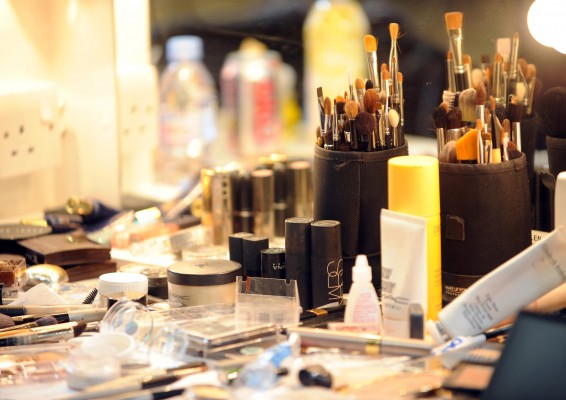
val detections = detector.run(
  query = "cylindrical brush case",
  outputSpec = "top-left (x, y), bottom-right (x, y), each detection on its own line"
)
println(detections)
top-left (439, 154), bottom-right (531, 304)
top-left (313, 142), bottom-right (409, 291)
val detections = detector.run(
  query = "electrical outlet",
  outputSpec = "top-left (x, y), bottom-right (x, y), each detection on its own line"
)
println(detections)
top-left (0, 80), bottom-right (62, 179)
top-left (117, 64), bottom-right (158, 158)
top-left (116, 64), bottom-right (159, 193)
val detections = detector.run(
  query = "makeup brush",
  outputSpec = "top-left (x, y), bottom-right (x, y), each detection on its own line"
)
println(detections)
top-left (475, 81), bottom-right (486, 129)
top-left (0, 316), bottom-right (57, 333)
top-left (471, 68), bottom-right (484, 90)
top-left (444, 12), bottom-right (467, 91)
top-left (463, 54), bottom-right (473, 90)
top-left (507, 32), bottom-right (520, 98)
top-left (336, 96), bottom-right (346, 132)
top-left (323, 97), bottom-right (333, 150)
top-left (363, 89), bottom-right (378, 149)
top-left (389, 23), bottom-right (400, 96)
top-left (433, 102), bottom-right (449, 155)
top-left (397, 71), bottom-right (405, 144)
top-left (446, 51), bottom-right (456, 92)
top-left (355, 77), bottom-right (366, 111)
top-left (455, 128), bottom-right (479, 163)
top-left (475, 119), bottom-right (485, 164)
top-left (537, 86), bottom-right (566, 138)
top-left (502, 118), bottom-right (511, 161)
top-left (486, 108), bottom-right (501, 163)
top-left (526, 64), bottom-right (537, 116)
top-left (439, 141), bottom-right (458, 163)
top-left (446, 104), bottom-right (463, 143)
top-left (317, 87), bottom-right (325, 134)
top-left (459, 88), bottom-right (477, 122)
top-left (380, 63), bottom-right (389, 98)
top-left (365, 80), bottom-right (374, 91)
top-left (508, 95), bottom-right (524, 151)
top-left (0, 313), bottom-right (15, 329)
top-left (381, 69), bottom-right (392, 149)
top-left (344, 100), bottom-right (359, 150)
top-left (348, 69), bottom-right (354, 101)
top-left (389, 108), bottom-right (401, 148)
top-left (442, 90), bottom-right (457, 109)
top-left (492, 53), bottom-right (504, 104)
top-left (0, 321), bottom-right (87, 346)
top-left (364, 34), bottom-right (379, 93)
top-left (355, 111), bottom-right (376, 152)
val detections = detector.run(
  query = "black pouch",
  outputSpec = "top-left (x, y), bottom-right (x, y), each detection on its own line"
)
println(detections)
top-left (313, 143), bottom-right (409, 291)
top-left (439, 154), bottom-right (532, 304)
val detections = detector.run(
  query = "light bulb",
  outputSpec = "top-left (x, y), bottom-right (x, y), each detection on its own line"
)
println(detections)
top-left (527, 0), bottom-right (562, 48)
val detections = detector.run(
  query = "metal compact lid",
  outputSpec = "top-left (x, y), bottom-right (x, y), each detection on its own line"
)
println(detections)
top-left (167, 259), bottom-right (242, 286)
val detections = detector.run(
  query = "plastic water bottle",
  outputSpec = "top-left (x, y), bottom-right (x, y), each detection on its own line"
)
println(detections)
top-left (157, 35), bottom-right (218, 187)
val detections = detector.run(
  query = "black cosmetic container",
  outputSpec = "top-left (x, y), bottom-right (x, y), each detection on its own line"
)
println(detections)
top-left (285, 217), bottom-right (314, 310)
top-left (242, 235), bottom-right (269, 278)
top-left (310, 220), bottom-right (343, 308)
top-left (261, 248), bottom-right (286, 279)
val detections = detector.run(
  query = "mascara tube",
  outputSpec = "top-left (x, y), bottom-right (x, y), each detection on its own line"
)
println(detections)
top-left (285, 217), bottom-right (314, 311)
top-left (251, 169), bottom-right (274, 238)
top-left (311, 220), bottom-right (343, 308)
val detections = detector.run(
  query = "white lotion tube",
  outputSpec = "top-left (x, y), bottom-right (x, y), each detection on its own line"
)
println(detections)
top-left (427, 225), bottom-right (566, 343)
top-left (381, 209), bottom-right (428, 338)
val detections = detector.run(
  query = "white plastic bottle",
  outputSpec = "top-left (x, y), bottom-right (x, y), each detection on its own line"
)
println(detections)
top-left (157, 35), bottom-right (218, 188)
top-left (344, 254), bottom-right (383, 329)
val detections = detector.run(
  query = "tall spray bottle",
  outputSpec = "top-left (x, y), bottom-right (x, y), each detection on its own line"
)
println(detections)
top-left (303, 0), bottom-right (369, 137)
top-left (344, 254), bottom-right (383, 330)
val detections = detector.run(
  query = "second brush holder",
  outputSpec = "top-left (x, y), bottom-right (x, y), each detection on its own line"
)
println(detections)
top-left (313, 143), bottom-right (409, 292)
top-left (439, 154), bottom-right (532, 304)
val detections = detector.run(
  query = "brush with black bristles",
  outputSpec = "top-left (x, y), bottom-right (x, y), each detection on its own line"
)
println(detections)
top-left (446, 101), bottom-right (463, 143)
top-left (433, 102), bottom-right (449, 156)
top-left (82, 287), bottom-right (98, 305)
top-left (344, 100), bottom-right (359, 151)
top-left (364, 34), bottom-right (379, 93)
top-left (356, 111), bottom-right (376, 152)
top-left (445, 12), bottom-right (468, 91)
top-left (508, 95), bottom-right (524, 151)
top-left (537, 86), bottom-right (566, 139)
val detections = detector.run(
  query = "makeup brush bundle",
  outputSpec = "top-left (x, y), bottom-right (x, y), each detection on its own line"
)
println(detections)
top-left (435, 11), bottom-right (541, 165)
top-left (315, 23), bottom-right (405, 152)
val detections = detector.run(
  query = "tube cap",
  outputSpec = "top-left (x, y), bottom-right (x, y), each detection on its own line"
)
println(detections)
top-left (426, 319), bottom-right (449, 345)
top-left (98, 272), bottom-right (148, 297)
top-left (285, 217), bottom-right (314, 254)
top-left (388, 156), bottom-right (440, 217)
top-left (311, 220), bottom-right (342, 258)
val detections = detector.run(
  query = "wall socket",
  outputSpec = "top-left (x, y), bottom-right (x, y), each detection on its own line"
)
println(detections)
top-left (116, 64), bottom-right (159, 193)
top-left (0, 80), bottom-right (63, 179)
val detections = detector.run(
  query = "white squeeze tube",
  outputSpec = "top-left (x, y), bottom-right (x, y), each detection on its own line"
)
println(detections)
top-left (426, 224), bottom-right (566, 344)
top-left (381, 209), bottom-right (428, 338)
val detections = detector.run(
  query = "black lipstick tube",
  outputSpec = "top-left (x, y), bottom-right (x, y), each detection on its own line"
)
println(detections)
top-left (285, 217), bottom-right (314, 311)
top-left (310, 220), bottom-right (343, 308)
